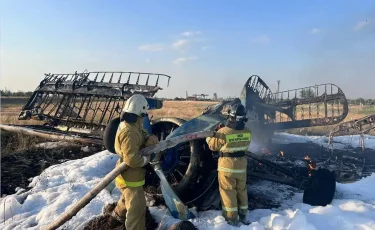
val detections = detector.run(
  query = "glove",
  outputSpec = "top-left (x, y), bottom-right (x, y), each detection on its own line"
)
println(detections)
top-left (145, 135), bottom-right (159, 147)
top-left (215, 123), bottom-right (224, 131)
top-left (149, 151), bottom-right (163, 165)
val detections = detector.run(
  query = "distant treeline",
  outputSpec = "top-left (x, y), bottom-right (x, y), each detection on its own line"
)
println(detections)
top-left (1, 89), bottom-right (33, 97)
top-left (347, 98), bottom-right (375, 105)
top-left (297, 88), bottom-right (374, 105)
top-left (1, 89), bottom-right (374, 105)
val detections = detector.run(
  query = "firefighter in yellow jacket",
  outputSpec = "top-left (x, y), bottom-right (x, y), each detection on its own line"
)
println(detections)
top-left (206, 103), bottom-right (251, 226)
top-left (109, 94), bottom-right (159, 230)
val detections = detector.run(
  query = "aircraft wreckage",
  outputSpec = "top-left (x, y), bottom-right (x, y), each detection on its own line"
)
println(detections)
top-left (1, 70), bottom-right (374, 223)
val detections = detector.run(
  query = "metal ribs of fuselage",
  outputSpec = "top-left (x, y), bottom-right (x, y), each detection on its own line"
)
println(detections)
top-left (246, 75), bottom-right (273, 100)
top-left (329, 114), bottom-right (375, 139)
top-left (242, 75), bottom-right (348, 130)
top-left (18, 71), bottom-right (171, 132)
top-left (264, 84), bottom-right (348, 129)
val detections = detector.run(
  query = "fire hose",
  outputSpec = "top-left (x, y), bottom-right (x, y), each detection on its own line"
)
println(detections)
top-left (43, 130), bottom-right (215, 230)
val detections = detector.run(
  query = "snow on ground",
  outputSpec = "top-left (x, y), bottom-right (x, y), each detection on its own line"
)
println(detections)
top-left (154, 175), bottom-right (375, 230)
top-left (0, 151), bottom-right (121, 230)
top-left (273, 133), bottom-right (375, 150)
top-left (1, 133), bottom-right (375, 230)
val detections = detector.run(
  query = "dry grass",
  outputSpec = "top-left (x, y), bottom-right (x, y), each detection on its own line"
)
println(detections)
top-left (148, 101), bottom-right (217, 120)
top-left (1, 131), bottom-right (48, 155)
top-left (1, 97), bottom-right (44, 155)
top-left (0, 98), bottom-right (216, 125)
top-left (1, 97), bottom-right (374, 136)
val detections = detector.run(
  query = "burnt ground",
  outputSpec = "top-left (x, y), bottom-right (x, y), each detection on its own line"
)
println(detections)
top-left (269, 141), bottom-right (375, 162)
top-left (268, 141), bottom-right (375, 180)
top-left (1, 133), bottom-right (374, 229)
top-left (242, 140), bottom-right (375, 210)
top-left (79, 140), bottom-right (375, 229)
top-left (1, 140), bottom-right (103, 196)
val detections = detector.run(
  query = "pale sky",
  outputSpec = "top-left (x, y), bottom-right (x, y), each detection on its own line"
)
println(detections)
top-left (1, 0), bottom-right (374, 99)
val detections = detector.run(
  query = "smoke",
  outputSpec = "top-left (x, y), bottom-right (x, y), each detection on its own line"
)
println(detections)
top-left (219, 74), bottom-right (246, 98)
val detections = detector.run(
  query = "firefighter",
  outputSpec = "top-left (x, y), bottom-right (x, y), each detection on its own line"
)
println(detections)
top-left (206, 102), bottom-right (251, 226)
top-left (108, 94), bottom-right (159, 230)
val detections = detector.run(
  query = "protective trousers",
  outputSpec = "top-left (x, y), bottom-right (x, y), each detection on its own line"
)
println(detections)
top-left (218, 170), bottom-right (248, 224)
top-left (113, 186), bottom-right (147, 230)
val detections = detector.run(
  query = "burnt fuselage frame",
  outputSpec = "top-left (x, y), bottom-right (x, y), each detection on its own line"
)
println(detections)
top-left (17, 71), bottom-right (169, 136)
top-left (1, 71), bottom-right (354, 208)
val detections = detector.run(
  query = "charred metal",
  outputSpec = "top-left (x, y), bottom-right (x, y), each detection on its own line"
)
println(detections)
top-left (1, 70), bottom-right (356, 211)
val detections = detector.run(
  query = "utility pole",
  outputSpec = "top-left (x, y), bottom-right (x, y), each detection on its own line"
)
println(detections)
top-left (277, 80), bottom-right (280, 100)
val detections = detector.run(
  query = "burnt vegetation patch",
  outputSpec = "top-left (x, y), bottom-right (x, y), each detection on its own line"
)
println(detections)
top-left (1, 130), bottom-right (47, 156)
top-left (1, 131), bottom-right (102, 196)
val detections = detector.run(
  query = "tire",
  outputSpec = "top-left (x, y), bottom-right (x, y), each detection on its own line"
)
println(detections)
top-left (150, 117), bottom-right (186, 127)
top-left (103, 117), bottom-right (120, 154)
top-left (145, 117), bottom-right (219, 210)
top-left (103, 116), bottom-right (221, 210)
top-left (145, 117), bottom-right (199, 196)
top-left (303, 168), bottom-right (336, 206)
top-left (187, 171), bottom-right (221, 211)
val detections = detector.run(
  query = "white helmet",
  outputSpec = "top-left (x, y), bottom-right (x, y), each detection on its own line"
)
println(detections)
top-left (122, 94), bottom-right (149, 117)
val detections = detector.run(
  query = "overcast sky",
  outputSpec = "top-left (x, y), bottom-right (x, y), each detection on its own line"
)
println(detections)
top-left (1, 0), bottom-right (374, 99)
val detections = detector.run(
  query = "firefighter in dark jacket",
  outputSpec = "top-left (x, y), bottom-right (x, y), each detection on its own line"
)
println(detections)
top-left (206, 103), bottom-right (251, 226)
top-left (109, 94), bottom-right (159, 230)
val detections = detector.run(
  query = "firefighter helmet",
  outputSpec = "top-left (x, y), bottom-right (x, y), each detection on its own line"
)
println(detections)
top-left (228, 103), bottom-right (248, 122)
top-left (122, 94), bottom-right (149, 117)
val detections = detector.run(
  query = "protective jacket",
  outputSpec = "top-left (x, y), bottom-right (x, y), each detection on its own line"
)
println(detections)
top-left (206, 126), bottom-right (251, 174)
top-left (112, 118), bottom-right (158, 230)
top-left (206, 125), bottom-right (251, 225)
top-left (114, 118), bottom-right (152, 188)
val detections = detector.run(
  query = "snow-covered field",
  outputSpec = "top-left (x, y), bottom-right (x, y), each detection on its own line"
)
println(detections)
top-left (1, 133), bottom-right (375, 230)
top-left (272, 133), bottom-right (375, 150)
top-left (247, 133), bottom-right (375, 155)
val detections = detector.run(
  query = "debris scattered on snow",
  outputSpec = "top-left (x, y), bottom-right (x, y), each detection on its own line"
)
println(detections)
top-left (81, 146), bottom-right (91, 153)
top-left (0, 133), bottom-right (374, 230)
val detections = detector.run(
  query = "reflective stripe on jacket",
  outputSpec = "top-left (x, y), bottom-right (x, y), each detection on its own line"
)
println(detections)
top-left (206, 126), bottom-right (251, 174)
top-left (115, 176), bottom-right (145, 188)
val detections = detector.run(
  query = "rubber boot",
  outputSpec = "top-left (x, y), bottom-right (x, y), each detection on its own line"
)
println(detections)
top-left (227, 219), bottom-right (240, 227)
top-left (239, 210), bottom-right (251, 225)
top-left (108, 210), bottom-right (125, 228)
top-left (239, 217), bottom-right (251, 225)
top-left (108, 215), bottom-right (123, 228)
